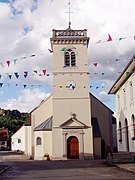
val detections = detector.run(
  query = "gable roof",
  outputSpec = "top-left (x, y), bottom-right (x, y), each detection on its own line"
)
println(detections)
top-left (109, 54), bottom-right (135, 94)
top-left (34, 116), bottom-right (53, 131)
top-left (90, 93), bottom-right (114, 114)
top-left (60, 117), bottom-right (89, 129)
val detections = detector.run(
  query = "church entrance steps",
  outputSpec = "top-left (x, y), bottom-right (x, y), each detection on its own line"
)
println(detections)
top-left (113, 152), bottom-right (135, 163)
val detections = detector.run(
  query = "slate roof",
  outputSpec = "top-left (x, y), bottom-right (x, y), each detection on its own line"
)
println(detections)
top-left (91, 117), bottom-right (101, 137)
top-left (34, 116), bottom-right (53, 131)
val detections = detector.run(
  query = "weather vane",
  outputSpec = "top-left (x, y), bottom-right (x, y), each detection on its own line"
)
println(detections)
top-left (66, 0), bottom-right (73, 29)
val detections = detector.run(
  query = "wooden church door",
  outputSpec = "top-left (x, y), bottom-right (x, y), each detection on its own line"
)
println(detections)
top-left (67, 136), bottom-right (79, 159)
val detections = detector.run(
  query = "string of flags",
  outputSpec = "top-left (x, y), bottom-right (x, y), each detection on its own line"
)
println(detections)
top-left (0, 33), bottom-right (135, 67)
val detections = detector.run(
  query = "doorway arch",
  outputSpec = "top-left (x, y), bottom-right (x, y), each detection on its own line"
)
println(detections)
top-left (67, 136), bottom-right (79, 159)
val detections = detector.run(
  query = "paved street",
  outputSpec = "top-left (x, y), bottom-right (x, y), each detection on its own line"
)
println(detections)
top-left (0, 159), bottom-right (135, 180)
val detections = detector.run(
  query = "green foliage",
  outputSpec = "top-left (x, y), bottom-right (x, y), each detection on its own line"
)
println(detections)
top-left (0, 108), bottom-right (29, 134)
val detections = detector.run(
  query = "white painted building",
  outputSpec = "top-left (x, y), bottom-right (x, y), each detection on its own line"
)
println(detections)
top-left (109, 55), bottom-right (135, 152)
top-left (11, 27), bottom-right (116, 160)
top-left (11, 120), bottom-right (32, 155)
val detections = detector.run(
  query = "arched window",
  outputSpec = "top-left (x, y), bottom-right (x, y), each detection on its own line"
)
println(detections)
top-left (119, 121), bottom-right (122, 142)
top-left (36, 137), bottom-right (41, 145)
top-left (64, 49), bottom-right (76, 67)
top-left (132, 114), bottom-right (135, 139)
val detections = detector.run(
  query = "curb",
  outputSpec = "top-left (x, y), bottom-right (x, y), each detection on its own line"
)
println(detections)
top-left (0, 166), bottom-right (12, 175)
top-left (115, 164), bottom-right (135, 175)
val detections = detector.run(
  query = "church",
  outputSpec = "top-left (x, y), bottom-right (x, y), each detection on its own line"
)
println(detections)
top-left (11, 27), bottom-right (117, 160)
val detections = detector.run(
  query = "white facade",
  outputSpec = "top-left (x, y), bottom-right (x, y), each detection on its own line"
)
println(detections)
top-left (11, 125), bottom-right (32, 155)
top-left (109, 56), bottom-right (135, 152)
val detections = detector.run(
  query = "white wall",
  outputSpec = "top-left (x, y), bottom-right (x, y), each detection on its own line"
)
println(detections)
top-left (116, 73), bottom-right (135, 152)
top-left (11, 125), bottom-right (32, 155)
top-left (11, 126), bottom-right (25, 152)
top-left (34, 131), bottom-right (52, 160)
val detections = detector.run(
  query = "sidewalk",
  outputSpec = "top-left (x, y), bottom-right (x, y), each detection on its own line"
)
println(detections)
top-left (115, 163), bottom-right (135, 174)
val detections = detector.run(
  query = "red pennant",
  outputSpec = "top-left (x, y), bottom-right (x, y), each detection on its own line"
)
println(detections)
top-left (6, 61), bottom-right (10, 67)
top-left (93, 63), bottom-right (97, 67)
top-left (107, 34), bottom-right (112, 42)
top-left (42, 70), bottom-right (46, 75)
top-left (48, 49), bottom-right (53, 53)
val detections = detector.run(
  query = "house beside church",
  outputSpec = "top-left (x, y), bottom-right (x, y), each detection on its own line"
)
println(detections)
top-left (109, 55), bottom-right (135, 153)
top-left (11, 27), bottom-right (116, 160)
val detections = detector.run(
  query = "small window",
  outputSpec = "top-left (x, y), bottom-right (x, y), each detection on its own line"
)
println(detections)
top-left (36, 137), bottom-right (41, 145)
top-left (64, 49), bottom-right (76, 67)
top-left (18, 139), bottom-right (21, 143)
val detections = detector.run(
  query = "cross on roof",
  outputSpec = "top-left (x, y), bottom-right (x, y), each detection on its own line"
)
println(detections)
top-left (66, 0), bottom-right (73, 29)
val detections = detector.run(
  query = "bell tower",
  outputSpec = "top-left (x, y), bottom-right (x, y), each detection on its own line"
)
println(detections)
top-left (50, 28), bottom-right (93, 159)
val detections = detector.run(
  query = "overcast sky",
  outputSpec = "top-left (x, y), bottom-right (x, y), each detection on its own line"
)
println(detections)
top-left (0, 0), bottom-right (135, 112)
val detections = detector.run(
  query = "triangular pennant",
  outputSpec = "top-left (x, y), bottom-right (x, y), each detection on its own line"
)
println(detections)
top-left (39, 74), bottom-right (42, 76)
top-left (42, 70), bottom-right (46, 75)
top-left (61, 47), bottom-right (66, 51)
top-left (24, 71), bottom-right (28, 78)
top-left (46, 74), bottom-right (50, 76)
top-left (33, 70), bottom-right (38, 73)
top-left (6, 60), bottom-right (10, 67)
top-left (23, 85), bottom-right (27, 88)
top-left (96, 86), bottom-right (99, 89)
top-left (14, 72), bottom-right (19, 79)
top-left (107, 34), bottom-right (112, 42)
top-left (48, 49), bottom-right (53, 53)
top-left (119, 37), bottom-right (126, 41)
top-left (90, 86), bottom-right (93, 88)
top-left (16, 84), bottom-right (18, 86)
top-left (21, 56), bottom-right (27, 59)
top-left (30, 54), bottom-right (36, 57)
top-left (115, 59), bottom-right (120, 61)
top-left (102, 73), bottom-right (105, 75)
top-left (14, 59), bottom-right (17, 64)
top-left (0, 83), bottom-right (3, 87)
top-left (0, 75), bottom-right (2, 79)
top-left (8, 75), bottom-right (12, 79)
top-left (83, 43), bottom-right (88, 46)
top-left (93, 63), bottom-right (97, 67)
top-left (126, 72), bottom-right (130, 76)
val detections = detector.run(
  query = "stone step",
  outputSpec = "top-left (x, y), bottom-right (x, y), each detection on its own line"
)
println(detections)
top-left (113, 153), bottom-right (135, 163)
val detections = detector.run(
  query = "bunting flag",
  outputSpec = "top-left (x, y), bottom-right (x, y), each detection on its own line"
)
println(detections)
top-left (102, 73), bottom-right (105, 75)
top-left (83, 43), bottom-right (88, 46)
top-left (0, 83), bottom-right (3, 87)
top-left (6, 61), bottom-right (10, 67)
top-left (126, 72), bottom-right (130, 76)
top-left (107, 34), bottom-right (112, 42)
top-left (42, 70), bottom-right (46, 75)
top-left (61, 47), bottom-right (66, 51)
top-left (48, 49), bottom-right (53, 53)
top-left (93, 63), bottom-right (97, 67)
top-left (119, 37), bottom-right (126, 41)
top-left (8, 75), bottom-right (12, 79)
top-left (24, 71), bottom-right (28, 78)
top-left (30, 54), bottom-right (36, 57)
top-left (96, 87), bottom-right (99, 89)
top-left (14, 59), bottom-right (17, 64)
top-left (33, 70), bottom-right (38, 73)
top-left (0, 75), bottom-right (2, 79)
top-left (115, 59), bottom-right (120, 61)
top-left (23, 85), bottom-right (27, 88)
top-left (14, 72), bottom-right (19, 79)
top-left (21, 56), bottom-right (27, 59)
